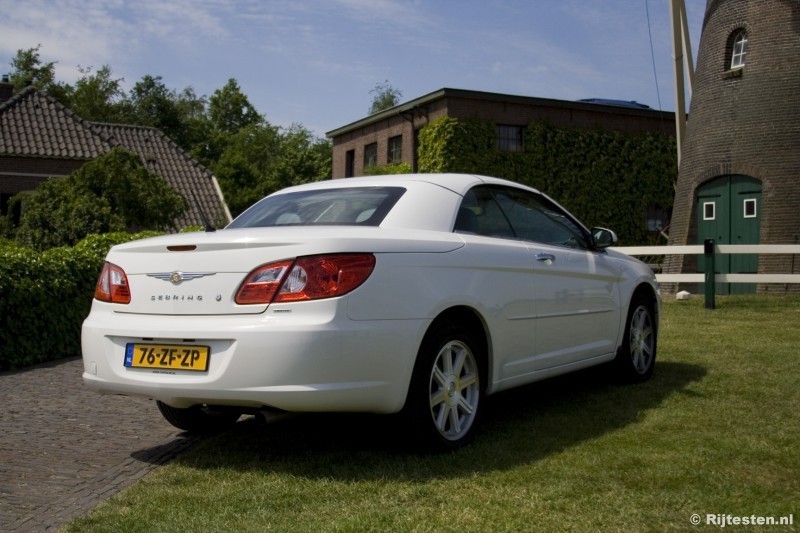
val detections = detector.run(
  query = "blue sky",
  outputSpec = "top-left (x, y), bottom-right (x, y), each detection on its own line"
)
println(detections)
top-left (1, 0), bottom-right (705, 138)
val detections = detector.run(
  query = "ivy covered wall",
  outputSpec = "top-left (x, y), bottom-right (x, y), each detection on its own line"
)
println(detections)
top-left (417, 117), bottom-right (677, 245)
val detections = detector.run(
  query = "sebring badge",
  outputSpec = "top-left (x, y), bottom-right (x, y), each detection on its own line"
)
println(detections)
top-left (147, 271), bottom-right (216, 285)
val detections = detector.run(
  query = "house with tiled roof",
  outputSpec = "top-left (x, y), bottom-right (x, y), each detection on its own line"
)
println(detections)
top-left (0, 78), bottom-right (231, 229)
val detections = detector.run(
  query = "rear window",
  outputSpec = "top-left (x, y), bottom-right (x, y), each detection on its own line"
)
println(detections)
top-left (227, 186), bottom-right (406, 229)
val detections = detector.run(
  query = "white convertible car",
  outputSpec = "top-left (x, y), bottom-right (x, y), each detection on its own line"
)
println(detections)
top-left (82, 173), bottom-right (659, 450)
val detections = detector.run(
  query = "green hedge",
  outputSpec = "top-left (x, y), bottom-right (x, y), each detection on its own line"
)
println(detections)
top-left (418, 117), bottom-right (677, 245)
top-left (0, 231), bottom-right (160, 371)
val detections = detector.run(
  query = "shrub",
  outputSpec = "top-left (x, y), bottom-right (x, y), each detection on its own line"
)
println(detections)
top-left (0, 231), bottom-right (159, 370)
top-left (12, 147), bottom-right (186, 251)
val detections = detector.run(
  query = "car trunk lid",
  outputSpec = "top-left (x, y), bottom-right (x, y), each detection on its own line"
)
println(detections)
top-left (104, 227), bottom-right (463, 316)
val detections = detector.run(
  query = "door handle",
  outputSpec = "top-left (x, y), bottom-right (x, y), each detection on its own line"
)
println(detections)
top-left (535, 253), bottom-right (556, 265)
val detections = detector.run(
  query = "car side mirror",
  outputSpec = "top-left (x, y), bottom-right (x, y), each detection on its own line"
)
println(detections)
top-left (591, 227), bottom-right (618, 249)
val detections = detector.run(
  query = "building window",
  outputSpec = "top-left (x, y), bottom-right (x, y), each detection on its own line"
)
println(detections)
top-left (388, 135), bottom-right (403, 164)
top-left (730, 30), bottom-right (748, 69)
top-left (497, 125), bottom-right (524, 152)
top-left (364, 142), bottom-right (377, 169)
top-left (345, 150), bottom-right (355, 177)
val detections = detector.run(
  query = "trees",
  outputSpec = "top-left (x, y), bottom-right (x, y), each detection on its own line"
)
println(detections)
top-left (368, 80), bottom-right (403, 114)
top-left (8, 45), bottom-right (71, 104)
top-left (209, 78), bottom-right (262, 134)
top-left (192, 79), bottom-right (262, 169)
top-left (201, 80), bottom-right (331, 217)
top-left (127, 75), bottom-right (188, 146)
top-left (69, 65), bottom-right (128, 123)
top-left (211, 123), bottom-right (331, 217)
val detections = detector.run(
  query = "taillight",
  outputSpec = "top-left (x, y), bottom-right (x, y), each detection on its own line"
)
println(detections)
top-left (94, 262), bottom-right (131, 304)
top-left (235, 260), bottom-right (294, 305)
top-left (235, 254), bottom-right (375, 305)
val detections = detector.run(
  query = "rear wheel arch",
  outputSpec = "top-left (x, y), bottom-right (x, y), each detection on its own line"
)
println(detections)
top-left (402, 306), bottom-right (490, 451)
top-left (424, 306), bottom-right (490, 386)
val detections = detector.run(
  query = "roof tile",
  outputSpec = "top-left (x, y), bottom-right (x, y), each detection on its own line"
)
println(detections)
top-left (0, 87), bottom-right (111, 158)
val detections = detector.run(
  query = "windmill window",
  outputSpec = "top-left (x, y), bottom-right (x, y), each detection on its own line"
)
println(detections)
top-left (730, 30), bottom-right (748, 69)
top-left (743, 199), bottom-right (757, 218)
top-left (703, 202), bottom-right (716, 221)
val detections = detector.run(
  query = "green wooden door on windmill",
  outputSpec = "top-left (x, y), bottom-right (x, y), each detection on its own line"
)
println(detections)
top-left (696, 176), bottom-right (762, 295)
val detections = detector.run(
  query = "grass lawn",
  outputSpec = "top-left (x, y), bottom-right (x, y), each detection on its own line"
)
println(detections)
top-left (68, 295), bottom-right (799, 532)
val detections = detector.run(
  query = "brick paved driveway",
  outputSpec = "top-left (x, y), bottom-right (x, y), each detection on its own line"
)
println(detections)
top-left (0, 357), bottom-right (199, 531)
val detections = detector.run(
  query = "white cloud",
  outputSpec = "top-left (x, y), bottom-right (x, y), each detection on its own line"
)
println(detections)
top-left (1, 1), bottom-right (133, 79)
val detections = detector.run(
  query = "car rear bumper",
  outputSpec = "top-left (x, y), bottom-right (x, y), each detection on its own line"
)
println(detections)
top-left (81, 299), bottom-right (426, 414)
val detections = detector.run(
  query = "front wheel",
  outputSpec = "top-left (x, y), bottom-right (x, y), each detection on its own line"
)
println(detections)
top-left (405, 323), bottom-right (484, 452)
top-left (614, 295), bottom-right (657, 383)
top-left (156, 401), bottom-right (241, 433)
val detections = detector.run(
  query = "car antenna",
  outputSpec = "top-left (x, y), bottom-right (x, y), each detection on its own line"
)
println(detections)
top-left (190, 189), bottom-right (216, 232)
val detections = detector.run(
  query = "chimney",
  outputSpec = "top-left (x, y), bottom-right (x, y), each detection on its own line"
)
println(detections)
top-left (0, 74), bottom-right (13, 104)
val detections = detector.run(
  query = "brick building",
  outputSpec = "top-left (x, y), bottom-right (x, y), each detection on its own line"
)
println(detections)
top-left (666, 0), bottom-right (800, 294)
top-left (0, 80), bottom-right (231, 229)
top-left (327, 88), bottom-right (675, 179)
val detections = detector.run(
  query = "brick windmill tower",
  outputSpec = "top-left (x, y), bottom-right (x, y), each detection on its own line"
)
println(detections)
top-left (667, 0), bottom-right (800, 294)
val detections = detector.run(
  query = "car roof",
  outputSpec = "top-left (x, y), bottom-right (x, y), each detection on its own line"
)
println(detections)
top-left (271, 173), bottom-right (542, 198)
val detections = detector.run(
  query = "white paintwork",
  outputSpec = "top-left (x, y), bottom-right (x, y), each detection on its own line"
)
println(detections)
top-left (82, 174), bottom-right (659, 414)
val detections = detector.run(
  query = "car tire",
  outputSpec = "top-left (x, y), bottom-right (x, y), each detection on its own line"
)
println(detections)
top-left (615, 294), bottom-right (657, 383)
top-left (156, 401), bottom-right (241, 433)
top-left (405, 322), bottom-right (484, 452)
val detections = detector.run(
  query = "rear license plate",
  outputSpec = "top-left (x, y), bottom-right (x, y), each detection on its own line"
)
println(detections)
top-left (124, 343), bottom-right (210, 372)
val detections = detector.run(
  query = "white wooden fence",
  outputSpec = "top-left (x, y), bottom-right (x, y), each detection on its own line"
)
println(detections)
top-left (612, 244), bottom-right (800, 284)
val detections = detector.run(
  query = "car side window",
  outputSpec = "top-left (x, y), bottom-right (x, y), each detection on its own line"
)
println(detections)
top-left (456, 185), bottom-right (589, 249)
top-left (456, 187), bottom-right (515, 238)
